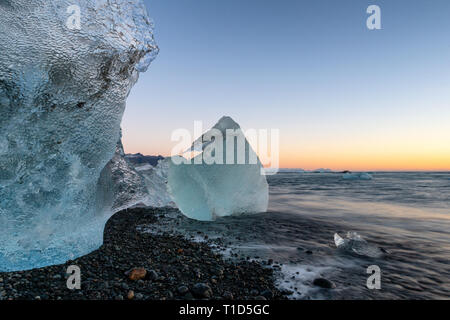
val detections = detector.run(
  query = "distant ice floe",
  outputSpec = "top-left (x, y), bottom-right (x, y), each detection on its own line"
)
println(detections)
top-left (342, 172), bottom-right (373, 180)
top-left (313, 168), bottom-right (333, 173)
top-left (278, 168), bottom-right (335, 174)
top-left (278, 168), bottom-right (306, 173)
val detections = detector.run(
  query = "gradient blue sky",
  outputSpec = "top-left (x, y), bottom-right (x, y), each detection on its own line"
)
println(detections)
top-left (122, 0), bottom-right (450, 170)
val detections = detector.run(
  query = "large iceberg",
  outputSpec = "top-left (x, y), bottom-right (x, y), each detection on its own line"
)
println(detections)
top-left (168, 116), bottom-right (269, 221)
top-left (0, 0), bottom-right (157, 271)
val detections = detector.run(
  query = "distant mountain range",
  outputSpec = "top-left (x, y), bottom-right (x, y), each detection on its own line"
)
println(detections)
top-left (125, 153), bottom-right (165, 167)
top-left (124, 156), bottom-right (356, 175)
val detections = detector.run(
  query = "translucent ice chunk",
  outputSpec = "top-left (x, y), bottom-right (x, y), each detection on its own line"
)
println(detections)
top-left (96, 133), bottom-right (150, 213)
top-left (334, 232), bottom-right (383, 258)
top-left (0, 0), bottom-right (157, 271)
top-left (167, 116), bottom-right (269, 221)
top-left (138, 159), bottom-right (176, 208)
top-left (99, 150), bottom-right (175, 211)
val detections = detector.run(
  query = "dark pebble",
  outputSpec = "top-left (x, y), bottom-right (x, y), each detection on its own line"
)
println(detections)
top-left (0, 208), bottom-right (286, 301)
top-left (192, 283), bottom-right (213, 298)
top-left (260, 289), bottom-right (273, 299)
top-left (177, 285), bottom-right (189, 295)
top-left (313, 278), bottom-right (336, 289)
top-left (147, 270), bottom-right (159, 281)
top-left (222, 291), bottom-right (233, 300)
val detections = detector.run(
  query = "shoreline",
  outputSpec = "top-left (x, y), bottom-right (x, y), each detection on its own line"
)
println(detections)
top-left (0, 208), bottom-right (286, 300)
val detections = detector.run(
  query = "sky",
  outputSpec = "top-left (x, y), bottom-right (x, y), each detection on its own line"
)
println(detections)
top-left (122, 0), bottom-right (450, 171)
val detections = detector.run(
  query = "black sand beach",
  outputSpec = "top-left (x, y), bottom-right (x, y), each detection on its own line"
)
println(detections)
top-left (0, 208), bottom-right (286, 300)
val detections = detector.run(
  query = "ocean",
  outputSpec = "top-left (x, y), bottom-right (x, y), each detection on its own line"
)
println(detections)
top-left (265, 171), bottom-right (450, 299)
top-left (147, 172), bottom-right (450, 299)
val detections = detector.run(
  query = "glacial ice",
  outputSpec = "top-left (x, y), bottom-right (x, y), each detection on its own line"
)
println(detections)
top-left (99, 146), bottom-right (175, 212)
top-left (96, 132), bottom-right (150, 213)
top-left (334, 232), bottom-right (383, 258)
top-left (0, 0), bottom-right (157, 271)
top-left (167, 116), bottom-right (269, 221)
top-left (342, 172), bottom-right (373, 180)
top-left (138, 158), bottom-right (176, 208)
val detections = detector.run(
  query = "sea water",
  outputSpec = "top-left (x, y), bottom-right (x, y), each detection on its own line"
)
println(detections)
top-left (145, 172), bottom-right (450, 299)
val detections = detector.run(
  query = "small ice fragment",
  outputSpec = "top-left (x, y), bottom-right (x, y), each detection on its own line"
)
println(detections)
top-left (334, 233), bottom-right (345, 247)
top-left (334, 232), bottom-right (383, 258)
